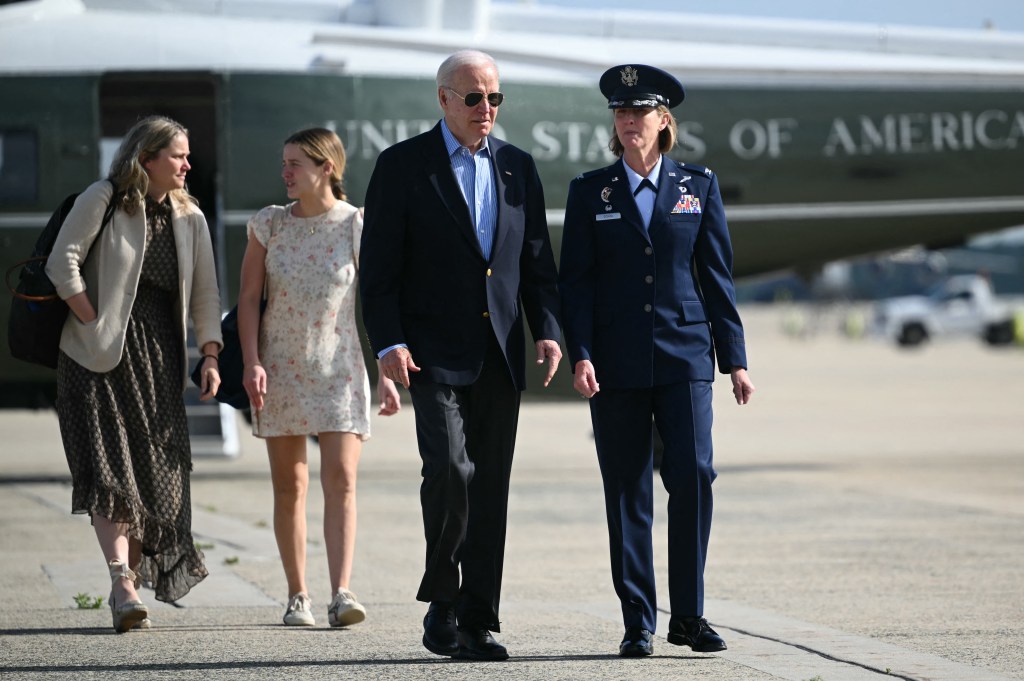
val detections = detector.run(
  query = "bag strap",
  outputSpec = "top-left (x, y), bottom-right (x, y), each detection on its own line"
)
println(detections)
top-left (98, 179), bottom-right (118, 232)
top-left (5, 261), bottom-right (49, 299)
top-left (353, 206), bottom-right (362, 273)
top-left (261, 206), bottom-right (287, 300)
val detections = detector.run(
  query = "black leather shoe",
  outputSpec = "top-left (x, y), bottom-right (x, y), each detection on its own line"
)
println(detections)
top-left (667, 616), bottom-right (727, 652)
top-left (619, 626), bottom-right (654, 657)
top-left (422, 602), bottom-right (458, 656)
top-left (454, 628), bottom-right (509, 661)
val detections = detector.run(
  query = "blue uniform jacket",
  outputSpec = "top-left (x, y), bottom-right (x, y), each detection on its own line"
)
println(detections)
top-left (559, 156), bottom-right (747, 389)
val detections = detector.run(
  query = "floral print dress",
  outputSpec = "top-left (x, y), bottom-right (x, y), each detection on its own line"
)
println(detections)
top-left (248, 201), bottom-right (370, 439)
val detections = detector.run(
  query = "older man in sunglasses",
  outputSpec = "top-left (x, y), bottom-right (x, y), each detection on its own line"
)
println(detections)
top-left (359, 49), bottom-right (562, 662)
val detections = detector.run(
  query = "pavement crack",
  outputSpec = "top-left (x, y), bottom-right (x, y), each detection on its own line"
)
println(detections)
top-left (719, 624), bottom-right (919, 681)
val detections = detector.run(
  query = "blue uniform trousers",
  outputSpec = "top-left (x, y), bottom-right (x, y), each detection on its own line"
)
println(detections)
top-left (590, 380), bottom-right (715, 633)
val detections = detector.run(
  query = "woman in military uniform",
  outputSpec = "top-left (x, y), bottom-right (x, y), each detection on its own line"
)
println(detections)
top-left (559, 64), bottom-right (755, 657)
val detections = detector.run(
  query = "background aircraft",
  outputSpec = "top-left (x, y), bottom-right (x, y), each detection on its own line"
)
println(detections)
top-left (2, 0), bottom-right (1024, 407)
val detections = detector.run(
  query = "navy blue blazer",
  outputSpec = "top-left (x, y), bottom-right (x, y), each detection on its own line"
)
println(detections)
top-left (559, 156), bottom-right (747, 389)
top-left (359, 122), bottom-right (561, 390)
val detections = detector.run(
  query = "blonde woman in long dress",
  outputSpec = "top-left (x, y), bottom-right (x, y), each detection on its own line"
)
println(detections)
top-left (46, 115), bottom-right (223, 632)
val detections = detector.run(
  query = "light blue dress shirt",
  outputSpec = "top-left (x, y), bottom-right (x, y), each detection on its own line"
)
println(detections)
top-left (441, 118), bottom-right (498, 260)
top-left (623, 155), bottom-right (663, 230)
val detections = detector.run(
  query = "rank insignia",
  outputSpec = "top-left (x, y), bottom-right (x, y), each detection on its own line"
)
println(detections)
top-left (600, 187), bottom-right (612, 202)
top-left (671, 195), bottom-right (702, 214)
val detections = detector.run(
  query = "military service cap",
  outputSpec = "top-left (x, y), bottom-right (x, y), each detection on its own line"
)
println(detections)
top-left (599, 64), bottom-right (685, 109)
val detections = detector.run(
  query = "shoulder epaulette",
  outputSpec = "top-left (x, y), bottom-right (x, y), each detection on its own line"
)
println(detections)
top-left (574, 166), bottom-right (611, 182)
top-left (677, 161), bottom-right (713, 177)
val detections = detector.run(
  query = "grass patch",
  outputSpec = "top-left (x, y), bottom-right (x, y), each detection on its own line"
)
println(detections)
top-left (73, 593), bottom-right (104, 609)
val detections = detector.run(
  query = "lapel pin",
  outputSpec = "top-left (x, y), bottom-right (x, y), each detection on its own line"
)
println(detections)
top-left (600, 187), bottom-right (612, 202)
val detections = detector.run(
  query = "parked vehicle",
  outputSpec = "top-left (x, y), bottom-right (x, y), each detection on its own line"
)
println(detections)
top-left (873, 275), bottom-right (1017, 347)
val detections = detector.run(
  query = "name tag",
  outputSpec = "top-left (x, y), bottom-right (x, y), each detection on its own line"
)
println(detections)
top-left (596, 212), bottom-right (621, 221)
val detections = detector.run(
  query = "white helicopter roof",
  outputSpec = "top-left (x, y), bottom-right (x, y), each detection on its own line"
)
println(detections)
top-left (2, 0), bottom-right (1024, 88)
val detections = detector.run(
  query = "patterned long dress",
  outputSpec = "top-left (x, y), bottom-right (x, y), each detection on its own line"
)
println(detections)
top-left (56, 196), bottom-right (207, 603)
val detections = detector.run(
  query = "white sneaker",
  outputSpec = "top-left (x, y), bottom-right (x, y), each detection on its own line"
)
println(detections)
top-left (328, 588), bottom-right (367, 627)
top-left (283, 593), bottom-right (315, 626)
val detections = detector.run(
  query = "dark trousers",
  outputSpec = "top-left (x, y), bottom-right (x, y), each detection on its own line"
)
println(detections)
top-left (407, 333), bottom-right (521, 632)
top-left (590, 380), bottom-right (715, 633)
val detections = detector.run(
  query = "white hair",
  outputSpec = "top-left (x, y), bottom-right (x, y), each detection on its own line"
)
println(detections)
top-left (435, 50), bottom-right (499, 88)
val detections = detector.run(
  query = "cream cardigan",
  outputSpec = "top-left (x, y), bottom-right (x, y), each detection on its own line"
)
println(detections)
top-left (45, 180), bottom-right (223, 387)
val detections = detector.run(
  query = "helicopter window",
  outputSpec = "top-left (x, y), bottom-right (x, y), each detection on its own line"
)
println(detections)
top-left (0, 129), bottom-right (38, 204)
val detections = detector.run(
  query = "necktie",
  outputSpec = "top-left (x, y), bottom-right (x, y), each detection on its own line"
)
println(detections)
top-left (634, 178), bottom-right (656, 196)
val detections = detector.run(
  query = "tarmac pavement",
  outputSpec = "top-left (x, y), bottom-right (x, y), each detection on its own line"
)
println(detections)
top-left (1, 304), bottom-right (1022, 680)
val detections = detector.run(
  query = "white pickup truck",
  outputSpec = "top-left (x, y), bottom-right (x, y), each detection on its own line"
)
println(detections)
top-left (872, 275), bottom-right (1017, 347)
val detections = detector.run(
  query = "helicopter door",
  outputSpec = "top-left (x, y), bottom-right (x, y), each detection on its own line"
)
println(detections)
top-left (98, 73), bottom-right (219, 229)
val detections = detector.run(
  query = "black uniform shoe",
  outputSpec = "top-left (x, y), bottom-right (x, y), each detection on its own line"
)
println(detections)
top-left (619, 626), bottom-right (654, 657)
top-left (454, 628), bottom-right (509, 661)
top-left (666, 616), bottom-right (727, 652)
top-left (422, 602), bottom-right (458, 656)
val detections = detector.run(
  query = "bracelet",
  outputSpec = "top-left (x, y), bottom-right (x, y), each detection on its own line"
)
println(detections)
top-left (202, 354), bottom-right (219, 362)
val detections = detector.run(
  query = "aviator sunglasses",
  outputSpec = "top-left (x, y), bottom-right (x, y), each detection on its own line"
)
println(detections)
top-left (444, 87), bottom-right (504, 107)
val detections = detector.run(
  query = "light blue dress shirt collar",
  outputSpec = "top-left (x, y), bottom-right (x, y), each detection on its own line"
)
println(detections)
top-left (622, 155), bottom-right (663, 194)
top-left (440, 118), bottom-right (490, 157)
